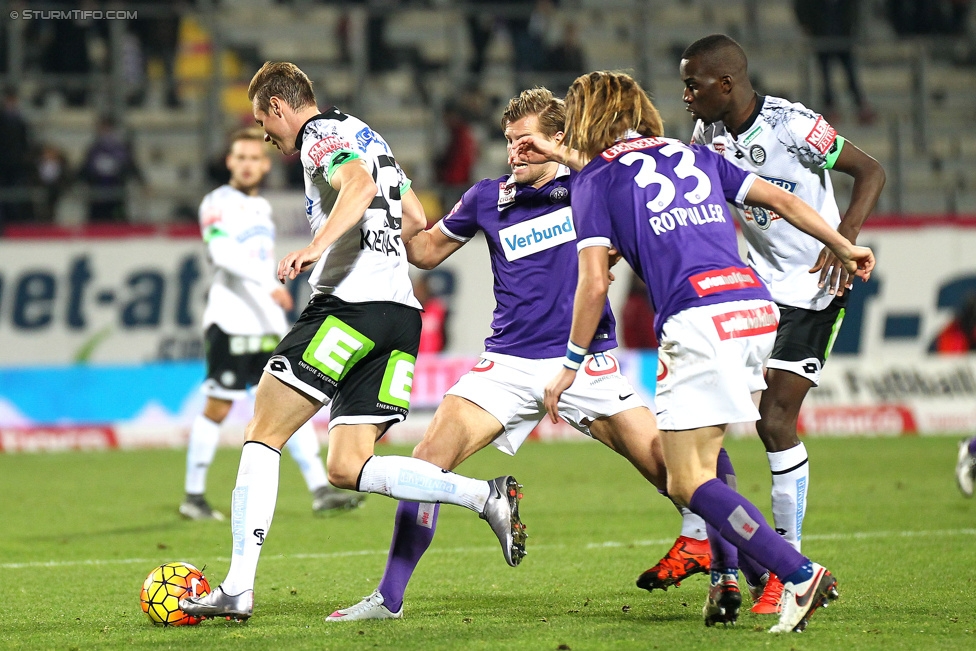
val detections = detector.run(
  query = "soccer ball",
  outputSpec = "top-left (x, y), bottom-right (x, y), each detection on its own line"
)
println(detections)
top-left (140, 562), bottom-right (211, 626)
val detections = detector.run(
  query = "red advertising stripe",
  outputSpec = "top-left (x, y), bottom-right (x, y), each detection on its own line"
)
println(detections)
top-left (711, 304), bottom-right (778, 340)
top-left (0, 426), bottom-right (118, 453)
top-left (797, 405), bottom-right (918, 436)
top-left (690, 266), bottom-right (763, 297)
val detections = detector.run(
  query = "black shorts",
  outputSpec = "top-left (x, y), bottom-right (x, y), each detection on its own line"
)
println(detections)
top-left (766, 293), bottom-right (848, 386)
top-left (202, 325), bottom-right (280, 400)
top-left (265, 295), bottom-right (421, 428)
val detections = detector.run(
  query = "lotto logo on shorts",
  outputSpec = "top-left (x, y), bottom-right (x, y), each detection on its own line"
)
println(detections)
top-left (728, 505), bottom-right (760, 541)
top-left (712, 304), bottom-right (778, 340)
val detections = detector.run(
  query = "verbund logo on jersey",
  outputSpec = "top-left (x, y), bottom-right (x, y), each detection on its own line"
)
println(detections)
top-left (758, 176), bottom-right (797, 193)
top-left (498, 207), bottom-right (576, 261)
top-left (601, 137), bottom-right (667, 160)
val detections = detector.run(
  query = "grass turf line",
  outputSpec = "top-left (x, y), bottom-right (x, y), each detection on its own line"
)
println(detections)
top-left (0, 436), bottom-right (974, 650)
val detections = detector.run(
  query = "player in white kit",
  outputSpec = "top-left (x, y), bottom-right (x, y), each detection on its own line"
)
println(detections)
top-left (181, 128), bottom-right (362, 521)
top-left (180, 62), bottom-right (526, 622)
top-left (679, 34), bottom-right (886, 612)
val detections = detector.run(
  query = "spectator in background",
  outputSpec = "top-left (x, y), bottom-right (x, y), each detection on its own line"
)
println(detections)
top-left (468, 0), bottom-right (536, 74)
top-left (794, 0), bottom-right (876, 125)
top-left (132, 0), bottom-right (184, 107)
top-left (887, 0), bottom-right (972, 36)
top-left (435, 100), bottom-right (479, 207)
top-left (33, 144), bottom-right (70, 223)
top-left (413, 273), bottom-right (449, 354)
top-left (621, 275), bottom-right (658, 350)
top-left (81, 116), bottom-right (144, 223)
top-left (935, 291), bottom-right (976, 354)
top-left (37, 2), bottom-right (99, 107)
top-left (0, 87), bottom-right (34, 226)
top-left (545, 21), bottom-right (586, 77)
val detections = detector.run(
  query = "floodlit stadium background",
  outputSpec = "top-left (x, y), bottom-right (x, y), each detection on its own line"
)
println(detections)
top-left (0, 0), bottom-right (974, 449)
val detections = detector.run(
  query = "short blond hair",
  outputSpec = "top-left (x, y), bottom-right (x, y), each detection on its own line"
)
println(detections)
top-left (247, 61), bottom-right (317, 113)
top-left (500, 87), bottom-right (565, 137)
top-left (563, 71), bottom-right (664, 160)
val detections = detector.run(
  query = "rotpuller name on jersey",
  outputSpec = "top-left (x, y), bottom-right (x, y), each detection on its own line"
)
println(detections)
top-left (360, 228), bottom-right (402, 256)
top-left (649, 203), bottom-right (726, 235)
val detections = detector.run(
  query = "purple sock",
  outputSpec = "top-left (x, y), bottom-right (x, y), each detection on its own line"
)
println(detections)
top-left (714, 448), bottom-right (769, 586)
top-left (707, 448), bottom-right (739, 570)
top-left (376, 501), bottom-right (440, 612)
top-left (968, 436), bottom-right (976, 456)
top-left (689, 478), bottom-right (808, 581)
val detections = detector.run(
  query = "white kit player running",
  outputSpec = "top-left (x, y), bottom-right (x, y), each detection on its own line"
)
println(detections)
top-left (181, 128), bottom-right (362, 521)
top-left (327, 88), bottom-right (703, 623)
top-left (180, 62), bottom-right (525, 623)
top-left (679, 34), bottom-right (886, 613)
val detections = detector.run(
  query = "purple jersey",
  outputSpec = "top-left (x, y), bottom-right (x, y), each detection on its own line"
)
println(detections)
top-left (440, 166), bottom-right (616, 358)
top-left (574, 137), bottom-right (771, 337)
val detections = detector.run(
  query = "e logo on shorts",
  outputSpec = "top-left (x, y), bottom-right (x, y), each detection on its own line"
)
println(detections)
top-left (379, 350), bottom-right (416, 409)
top-left (302, 315), bottom-right (375, 381)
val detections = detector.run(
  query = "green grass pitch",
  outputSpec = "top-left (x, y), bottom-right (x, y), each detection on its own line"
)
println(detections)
top-left (1, 435), bottom-right (974, 650)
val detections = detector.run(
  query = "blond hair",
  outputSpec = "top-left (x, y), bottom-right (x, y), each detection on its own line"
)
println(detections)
top-left (500, 87), bottom-right (565, 137)
top-left (229, 127), bottom-right (266, 146)
top-left (563, 71), bottom-right (664, 160)
top-left (247, 61), bottom-right (317, 113)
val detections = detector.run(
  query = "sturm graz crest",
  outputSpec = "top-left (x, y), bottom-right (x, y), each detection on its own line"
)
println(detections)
top-left (749, 144), bottom-right (766, 165)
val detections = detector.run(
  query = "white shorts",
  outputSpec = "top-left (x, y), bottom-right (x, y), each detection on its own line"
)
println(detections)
top-left (446, 351), bottom-right (647, 455)
top-left (655, 300), bottom-right (779, 431)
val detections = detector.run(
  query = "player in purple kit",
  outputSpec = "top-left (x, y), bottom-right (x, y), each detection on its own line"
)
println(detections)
top-left (541, 71), bottom-right (875, 633)
top-left (326, 87), bottom-right (705, 622)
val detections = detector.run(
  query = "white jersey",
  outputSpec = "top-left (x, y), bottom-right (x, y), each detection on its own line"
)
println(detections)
top-left (691, 95), bottom-right (843, 311)
top-left (298, 107), bottom-right (421, 308)
top-left (199, 184), bottom-right (288, 336)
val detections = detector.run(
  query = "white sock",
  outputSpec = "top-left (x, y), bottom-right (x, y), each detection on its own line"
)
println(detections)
top-left (222, 442), bottom-right (281, 595)
top-left (767, 442), bottom-right (810, 553)
top-left (357, 455), bottom-right (490, 512)
top-left (284, 420), bottom-right (329, 492)
top-left (677, 505), bottom-right (707, 540)
top-left (185, 415), bottom-right (221, 495)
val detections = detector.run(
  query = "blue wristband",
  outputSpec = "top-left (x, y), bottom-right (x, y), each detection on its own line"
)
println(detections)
top-left (565, 340), bottom-right (587, 371)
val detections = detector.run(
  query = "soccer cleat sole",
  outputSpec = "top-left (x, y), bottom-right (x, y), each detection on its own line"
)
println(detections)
top-left (507, 478), bottom-right (528, 566)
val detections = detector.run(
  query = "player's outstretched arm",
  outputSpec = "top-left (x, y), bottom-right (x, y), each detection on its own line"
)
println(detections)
top-left (512, 135), bottom-right (587, 171)
top-left (400, 187), bottom-right (428, 242)
top-left (278, 159), bottom-right (377, 282)
top-left (745, 178), bottom-right (875, 283)
top-left (544, 245), bottom-right (610, 422)
top-left (815, 141), bottom-right (886, 294)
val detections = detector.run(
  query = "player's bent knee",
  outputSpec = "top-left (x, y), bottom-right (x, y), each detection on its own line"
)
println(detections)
top-left (325, 462), bottom-right (360, 491)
